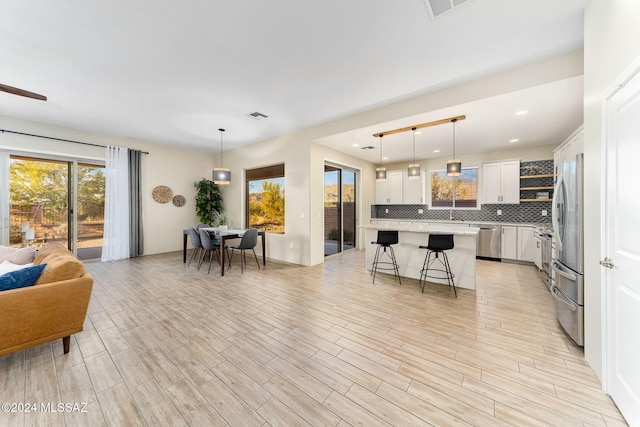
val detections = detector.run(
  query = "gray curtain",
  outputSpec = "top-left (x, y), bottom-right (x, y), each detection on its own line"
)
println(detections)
top-left (128, 149), bottom-right (144, 257)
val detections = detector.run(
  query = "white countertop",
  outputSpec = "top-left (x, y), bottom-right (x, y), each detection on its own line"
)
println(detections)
top-left (360, 223), bottom-right (479, 236)
top-left (370, 218), bottom-right (552, 229)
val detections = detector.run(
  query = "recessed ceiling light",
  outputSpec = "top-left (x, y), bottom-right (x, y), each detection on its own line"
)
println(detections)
top-left (433, 149), bottom-right (440, 153)
top-left (414, 130), bottom-right (423, 135)
top-left (509, 138), bottom-right (520, 143)
top-left (352, 143), bottom-right (359, 147)
top-left (382, 156), bottom-right (389, 160)
top-left (515, 110), bottom-right (530, 116)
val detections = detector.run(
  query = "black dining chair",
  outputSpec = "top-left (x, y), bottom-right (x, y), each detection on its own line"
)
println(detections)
top-left (370, 230), bottom-right (401, 284)
top-left (198, 228), bottom-right (221, 274)
top-left (419, 233), bottom-right (456, 296)
top-left (226, 228), bottom-right (260, 273)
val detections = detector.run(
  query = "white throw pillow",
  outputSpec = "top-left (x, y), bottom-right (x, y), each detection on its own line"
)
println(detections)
top-left (0, 260), bottom-right (35, 276)
top-left (0, 245), bottom-right (37, 265)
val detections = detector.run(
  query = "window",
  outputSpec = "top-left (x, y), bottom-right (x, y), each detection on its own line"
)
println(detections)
top-left (430, 166), bottom-right (478, 208)
top-left (246, 164), bottom-right (285, 234)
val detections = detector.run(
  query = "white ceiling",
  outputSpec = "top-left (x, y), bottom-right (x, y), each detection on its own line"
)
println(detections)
top-left (1, 0), bottom-right (586, 156)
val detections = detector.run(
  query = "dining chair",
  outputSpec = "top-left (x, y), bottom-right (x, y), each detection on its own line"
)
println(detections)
top-left (226, 228), bottom-right (260, 273)
top-left (187, 228), bottom-right (202, 267)
top-left (198, 228), bottom-right (221, 274)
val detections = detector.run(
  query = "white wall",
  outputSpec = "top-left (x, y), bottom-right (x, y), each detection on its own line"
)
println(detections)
top-left (1, 115), bottom-right (214, 255)
top-left (583, 0), bottom-right (640, 381)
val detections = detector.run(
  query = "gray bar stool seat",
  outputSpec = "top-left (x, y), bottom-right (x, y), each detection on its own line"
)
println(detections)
top-left (419, 233), bottom-right (457, 296)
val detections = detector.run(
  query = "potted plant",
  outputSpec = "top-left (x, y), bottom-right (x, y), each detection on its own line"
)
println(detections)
top-left (194, 178), bottom-right (223, 225)
top-left (211, 210), bottom-right (232, 230)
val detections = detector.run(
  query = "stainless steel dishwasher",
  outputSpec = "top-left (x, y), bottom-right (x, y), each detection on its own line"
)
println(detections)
top-left (470, 224), bottom-right (502, 259)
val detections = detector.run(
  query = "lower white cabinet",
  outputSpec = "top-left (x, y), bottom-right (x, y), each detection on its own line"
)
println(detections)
top-left (502, 225), bottom-right (536, 262)
top-left (501, 226), bottom-right (518, 260)
top-left (517, 226), bottom-right (535, 262)
top-left (533, 235), bottom-right (542, 269)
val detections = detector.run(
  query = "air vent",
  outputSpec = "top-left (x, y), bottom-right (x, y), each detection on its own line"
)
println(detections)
top-left (248, 111), bottom-right (269, 120)
top-left (361, 146), bottom-right (375, 150)
top-left (423, 0), bottom-right (470, 20)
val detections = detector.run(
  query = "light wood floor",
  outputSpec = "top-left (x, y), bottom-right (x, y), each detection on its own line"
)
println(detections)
top-left (0, 250), bottom-right (628, 426)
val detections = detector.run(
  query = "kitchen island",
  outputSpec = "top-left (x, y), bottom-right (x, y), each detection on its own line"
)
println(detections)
top-left (362, 222), bottom-right (479, 290)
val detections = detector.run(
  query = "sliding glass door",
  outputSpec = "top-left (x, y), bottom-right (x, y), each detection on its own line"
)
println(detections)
top-left (324, 163), bottom-right (357, 256)
top-left (6, 155), bottom-right (105, 259)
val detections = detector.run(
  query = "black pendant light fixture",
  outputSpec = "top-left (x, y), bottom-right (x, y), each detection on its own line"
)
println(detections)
top-left (407, 127), bottom-right (420, 180)
top-left (446, 118), bottom-right (461, 177)
top-left (376, 134), bottom-right (387, 181)
top-left (212, 128), bottom-right (231, 185)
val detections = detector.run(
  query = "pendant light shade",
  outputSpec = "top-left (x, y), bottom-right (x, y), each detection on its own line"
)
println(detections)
top-left (407, 127), bottom-right (420, 180)
top-left (376, 134), bottom-right (387, 181)
top-left (446, 119), bottom-right (461, 177)
top-left (213, 128), bottom-right (231, 185)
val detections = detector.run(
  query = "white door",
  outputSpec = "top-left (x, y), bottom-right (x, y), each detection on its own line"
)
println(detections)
top-left (387, 172), bottom-right (404, 204)
top-left (404, 169), bottom-right (425, 204)
top-left (500, 160), bottom-right (521, 204)
top-left (603, 60), bottom-right (640, 426)
top-left (501, 225), bottom-right (517, 260)
top-left (375, 179), bottom-right (389, 204)
top-left (483, 162), bottom-right (501, 203)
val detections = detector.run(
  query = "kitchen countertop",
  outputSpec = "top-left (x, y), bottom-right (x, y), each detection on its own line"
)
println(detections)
top-left (371, 218), bottom-right (552, 229)
top-left (360, 223), bottom-right (479, 236)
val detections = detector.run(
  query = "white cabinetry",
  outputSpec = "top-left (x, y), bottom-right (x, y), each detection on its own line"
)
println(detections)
top-left (404, 170), bottom-right (426, 204)
top-left (483, 160), bottom-right (520, 204)
top-left (533, 234), bottom-right (542, 269)
top-left (502, 225), bottom-right (536, 262)
top-left (501, 226), bottom-right (518, 260)
top-left (375, 170), bottom-right (425, 204)
top-left (517, 226), bottom-right (535, 262)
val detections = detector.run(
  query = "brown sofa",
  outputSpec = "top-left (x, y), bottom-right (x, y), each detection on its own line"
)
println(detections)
top-left (0, 242), bottom-right (94, 357)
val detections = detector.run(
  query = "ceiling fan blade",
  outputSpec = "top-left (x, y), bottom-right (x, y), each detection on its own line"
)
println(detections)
top-left (0, 83), bottom-right (47, 101)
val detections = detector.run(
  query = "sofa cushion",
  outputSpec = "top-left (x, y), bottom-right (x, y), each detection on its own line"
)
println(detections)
top-left (0, 264), bottom-right (47, 292)
top-left (0, 246), bottom-right (37, 265)
top-left (34, 253), bottom-right (86, 285)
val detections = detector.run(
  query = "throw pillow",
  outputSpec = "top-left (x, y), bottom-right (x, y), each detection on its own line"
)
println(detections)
top-left (0, 245), bottom-right (37, 265)
top-left (0, 263), bottom-right (47, 292)
top-left (0, 260), bottom-right (35, 276)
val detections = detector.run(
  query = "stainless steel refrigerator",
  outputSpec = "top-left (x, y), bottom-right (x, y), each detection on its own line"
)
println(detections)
top-left (551, 150), bottom-right (584, 346)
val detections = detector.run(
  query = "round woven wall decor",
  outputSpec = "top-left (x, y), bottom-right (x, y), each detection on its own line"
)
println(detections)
top-left (172, 195), bottom-right (186, 207)
top-left (152, 185), bottom-right (173, 203)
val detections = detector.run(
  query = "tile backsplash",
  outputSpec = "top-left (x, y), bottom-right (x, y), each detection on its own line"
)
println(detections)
top-left (372, 159), bottom-right (553, 224)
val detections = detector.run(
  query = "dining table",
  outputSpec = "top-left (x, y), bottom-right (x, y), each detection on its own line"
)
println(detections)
top-left (183, 227), bottom-right (266, 276)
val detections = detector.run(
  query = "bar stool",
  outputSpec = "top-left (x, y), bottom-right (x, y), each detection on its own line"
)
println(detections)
top-left (419, 234), bottom-right (457, 296)
top-left (371, 230), bottom-right (402, 284)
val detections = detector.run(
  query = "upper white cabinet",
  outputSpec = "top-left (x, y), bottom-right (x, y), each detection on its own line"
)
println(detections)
top-left (375, 170), bottom-right (425, 204)
top-left (483, 160), bottom-right (520, 204)
top-left (404, 170), bottom-right (426, 204)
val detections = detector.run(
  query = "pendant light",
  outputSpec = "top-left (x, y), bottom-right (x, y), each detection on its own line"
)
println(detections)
top-left (407, 127), bottom-right (420, 180)
top-left (212, 128), bottom-right (231, 185)
top-left (446, 118), bottom-right (461, 177)
top-left (376, 134), bottom-right (387, 181)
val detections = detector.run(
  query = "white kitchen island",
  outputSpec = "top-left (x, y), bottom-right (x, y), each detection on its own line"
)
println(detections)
top-left (362, 222), bottom-right (480, 290)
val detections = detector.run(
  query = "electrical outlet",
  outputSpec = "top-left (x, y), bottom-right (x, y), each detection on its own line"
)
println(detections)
top-left (418, 208), bottom-right (424, 214)
top-left (385, 208), bottom-right (389, 213)
top-left (497, 209), bottom-right (502, 216)
top-left (541, 209), bottom-right (547, 216)
top-left (290, 242), bottom-right (294, 249)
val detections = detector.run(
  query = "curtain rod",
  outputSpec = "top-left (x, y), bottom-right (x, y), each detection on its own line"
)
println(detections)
top-left (0, 129), bottom-right (150, 154)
